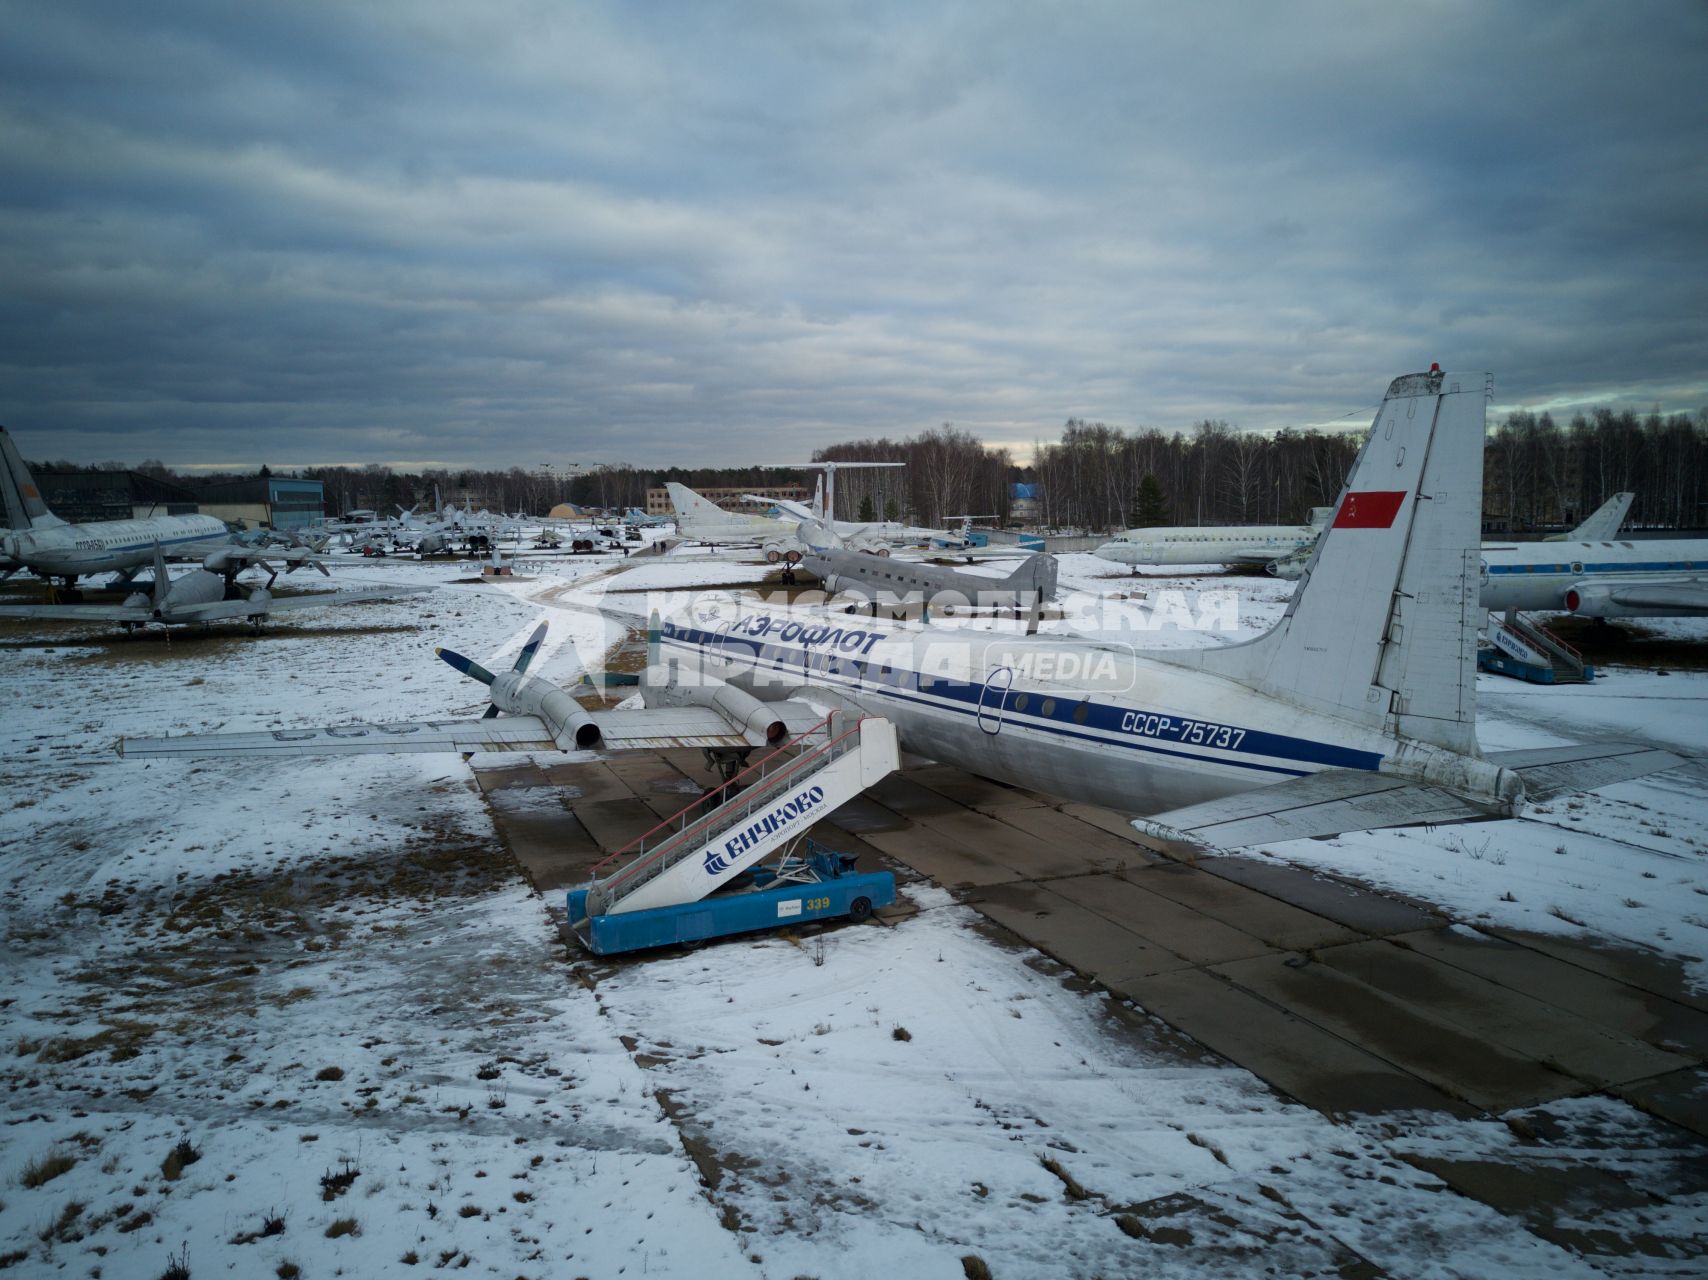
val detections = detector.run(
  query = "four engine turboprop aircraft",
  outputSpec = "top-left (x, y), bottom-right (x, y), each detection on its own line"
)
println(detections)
top-left (0, 542), bottom-right (431, 631)
top-left (1094, 507), bottom-right (1336, 570)
top-left (0, 426), bottom-right (328, 589)
top-left (119, 370), bottom-right (1683, 850)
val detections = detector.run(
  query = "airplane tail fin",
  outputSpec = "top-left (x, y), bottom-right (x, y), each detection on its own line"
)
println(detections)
top-left (812, 476), bottom-right (825, 521)
top-left (1007, 552), bottom-right (1058, 598)
top-left (1161, 369), bottom-right (1488, 755)
top-left (0, 426), bottom-right (66, 530)
top-left (1567, 491), bottom-right (1633, 541)
top-left (665, 482), bottom-right (738, 524)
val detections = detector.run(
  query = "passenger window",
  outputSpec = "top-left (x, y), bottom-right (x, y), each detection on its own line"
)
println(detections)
top-left (1013, 693), bottom-right (1030, 712)
top-left (1072, 703), bottom-right (1089, 724)
top-left (1040, 699), bottom-right (1056, 717)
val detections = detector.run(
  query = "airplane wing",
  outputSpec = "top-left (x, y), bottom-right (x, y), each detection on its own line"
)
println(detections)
top-left (120, 699), bottom-right (831, 759)
top-left (122, 716), bottom-right (561, 758)
top-left (1134, 743), bottom-right (1688, 849)
top-left (0, 603), bottom-right (149, 623)
top-left (167, 586), bottom-right (435, 622)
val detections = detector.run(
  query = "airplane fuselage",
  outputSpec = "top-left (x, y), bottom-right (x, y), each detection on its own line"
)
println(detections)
top-left (1096, 524), bottom-right (1320, 567)
top-left (1, 515), bottom-right (232, 579)
top-left (659, 612), bottom-right (1441, 816)
top-left (1480, 538), bottom-right (1708, 614)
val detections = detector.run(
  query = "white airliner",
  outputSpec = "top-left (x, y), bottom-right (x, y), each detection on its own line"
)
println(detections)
top-left (1480, 535), bottom-right (1708, 618)
top-left (1094, 508), bottom-right (1335, 569)
top-left (121, 369), bottom-right (1680, 849)
top-left (0, 426), bottom-right (317, 589)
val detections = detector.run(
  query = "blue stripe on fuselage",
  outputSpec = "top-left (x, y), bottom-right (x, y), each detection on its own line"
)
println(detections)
top-left (663, 622), bottom-right (1380, 777)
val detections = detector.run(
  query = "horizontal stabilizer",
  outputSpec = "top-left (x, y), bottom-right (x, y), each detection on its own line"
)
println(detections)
top-left (1484, 744), bottom-right (1685, 799)
top-left (1136, 768), bottom-right (1499, 849)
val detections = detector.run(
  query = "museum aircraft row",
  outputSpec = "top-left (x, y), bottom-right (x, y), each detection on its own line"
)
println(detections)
top-left (119, 369), bottom-right (1685, 852)
top-left (0, 427), bottom-right (429, 628)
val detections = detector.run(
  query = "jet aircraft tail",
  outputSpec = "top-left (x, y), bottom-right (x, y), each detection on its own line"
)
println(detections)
top-left (665, 482), bottom-right (745, 527)
top-left (0, 426), bottom-right (67, 530)
top-left (1162, 369), bottom-right (1488, 756)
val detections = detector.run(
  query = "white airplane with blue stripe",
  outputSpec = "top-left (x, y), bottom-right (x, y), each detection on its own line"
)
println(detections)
top-left (118, 370), bottom-right (1684, 849)
top-left (0, 426), bottom-right (322, 589)
top-left (655, 368), bottom-right (1682, 844)
top-left (1480, 532), bottom-right (1708, 619)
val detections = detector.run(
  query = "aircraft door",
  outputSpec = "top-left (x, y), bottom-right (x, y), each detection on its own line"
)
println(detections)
top-left (976, 665), bottom-right (1013, 735)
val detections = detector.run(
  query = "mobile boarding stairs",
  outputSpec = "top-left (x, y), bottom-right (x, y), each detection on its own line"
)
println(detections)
top-left (1479, 608), bottom-right (1593, 684)
top-left (568, 711), bottom-right (900, 953)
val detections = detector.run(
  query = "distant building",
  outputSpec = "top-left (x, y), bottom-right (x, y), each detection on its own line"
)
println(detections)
top-left (1010, 482), bottom-right (1040, 522)
top-left (645, 484), bottom-right (806, 516)
top-left (194, 477), bottom-right (325, 530)
top-left (32, 470), bottom-right (199, 523)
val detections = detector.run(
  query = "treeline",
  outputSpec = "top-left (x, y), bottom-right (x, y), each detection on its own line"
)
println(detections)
top-left (38, 402), bottom-right (1705, 533)
top-left (1485, 408), bottom-right (1708, 531)
top-left (1031, 420), bottom-right (1361, 532)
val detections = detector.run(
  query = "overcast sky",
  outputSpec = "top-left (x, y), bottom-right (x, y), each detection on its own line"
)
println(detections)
top-left (2, 0), bottom-right (1705, 470)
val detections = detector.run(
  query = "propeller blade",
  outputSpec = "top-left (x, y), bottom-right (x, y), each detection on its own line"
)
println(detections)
top-left (481, 704), bottom-right (502, 719)
top-left (513, 621), bottom-right (548, 675)
top-left (436, 647), bottom-right (498, 686)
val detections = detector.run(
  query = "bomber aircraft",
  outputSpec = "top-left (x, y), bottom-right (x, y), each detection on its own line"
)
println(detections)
top-left (121, 369), bottom-right (1682, 850)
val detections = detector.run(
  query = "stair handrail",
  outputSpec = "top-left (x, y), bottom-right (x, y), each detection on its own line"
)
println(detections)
top-left (591, 715), bottom-right (869, 896)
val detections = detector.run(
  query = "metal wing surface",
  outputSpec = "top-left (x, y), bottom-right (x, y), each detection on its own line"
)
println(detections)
top-left (0, 603), bottom-right (148, 622)
top-left (1484, 743), bottom-right (1687, 799)
top-left (122, 717), bottom-right (559, 759)
top-left (1138, 744), bottom-right (1688, 849)
top-left (1135, 769), bottom-right (1495, 849)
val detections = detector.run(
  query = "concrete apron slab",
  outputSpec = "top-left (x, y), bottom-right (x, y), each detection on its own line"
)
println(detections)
top-left (1211, 952), bottom-right (1581, 1113)
top-left (1313, 937), bottom-right (1692, 1091)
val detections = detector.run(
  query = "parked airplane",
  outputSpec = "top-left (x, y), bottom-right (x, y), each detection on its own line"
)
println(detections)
top-left (0, 426), bottom-right (325, 591)
top-left (664, 482), bottom-right (860, 561)
top-left (121, 370), bottom-right (1680, 849)
top-left (0, 542), bottom-right (429, 632)
top-left (804, 545), bottom-right (1057, 616)
top-left (1543, 492), bottom-right (1634, 542)
top-left (1270, 490), bottom-right (1642, 581)
top-left (1480, 534), bottom-right (1708, 618)
top-left (1094, 507), bottom-right (1335, 569)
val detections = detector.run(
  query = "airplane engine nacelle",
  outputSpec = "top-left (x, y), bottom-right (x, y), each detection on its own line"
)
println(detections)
top-left (164, 569), bottom-right (227, 613)
top-left (669, 672), bottom-right (786, 742)
top-left (123, 591), bottom-right (150, 610)
top-left (1563, 586), bottom-right (1618, 618)
top-left (491, 672), bottom-right (601, 748)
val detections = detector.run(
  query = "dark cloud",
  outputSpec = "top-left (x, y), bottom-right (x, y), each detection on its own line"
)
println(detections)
top-left (1, 0), bottom-right (1704, 468)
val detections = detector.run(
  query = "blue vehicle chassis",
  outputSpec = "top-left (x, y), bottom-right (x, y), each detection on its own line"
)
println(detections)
top-left (567, 846), bottom-right (896, 956)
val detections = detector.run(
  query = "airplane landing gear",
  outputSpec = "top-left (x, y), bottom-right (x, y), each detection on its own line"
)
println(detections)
top-left (702, 744), bottom-right (754, 783)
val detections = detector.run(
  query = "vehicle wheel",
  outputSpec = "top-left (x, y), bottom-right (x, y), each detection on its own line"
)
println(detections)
top-left (848, 897), bottom-right (872, 923)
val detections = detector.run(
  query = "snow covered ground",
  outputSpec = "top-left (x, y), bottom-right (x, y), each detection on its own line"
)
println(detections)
top-left (1, 541), bottom-right (1704, 1277)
